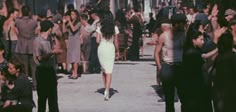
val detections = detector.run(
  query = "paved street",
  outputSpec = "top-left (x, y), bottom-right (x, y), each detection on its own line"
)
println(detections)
top-left (33, 38), bottom-right (181, 112)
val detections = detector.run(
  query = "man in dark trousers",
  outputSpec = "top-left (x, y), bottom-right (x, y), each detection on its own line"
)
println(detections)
top-left (33, 20), bottom-right (60, 112)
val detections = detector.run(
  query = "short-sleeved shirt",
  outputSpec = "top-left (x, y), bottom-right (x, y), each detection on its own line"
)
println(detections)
top-left (33, 36), bottom-right (55, 67)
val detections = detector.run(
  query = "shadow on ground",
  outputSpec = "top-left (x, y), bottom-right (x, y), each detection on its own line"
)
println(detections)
top-left (151, 85), bottom-right (179, 102)
top-left (150, 64), bottom-right (157, 66)
top-left (95, 88), bottom-right (119, 98)
top-left (114, 63), bottom-right (138, 65)
top-left (151, 85), bottom-right (164, 99)
top-left (57, 76), bottom-right (64, 80)
top-left (137, 58), bottom-right (155, 62)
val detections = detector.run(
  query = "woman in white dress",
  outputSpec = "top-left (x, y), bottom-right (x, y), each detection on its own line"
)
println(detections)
top-left (96, 17), bottom-right (119, 101)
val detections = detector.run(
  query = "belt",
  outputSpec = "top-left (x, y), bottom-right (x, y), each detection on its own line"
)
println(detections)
top-left (164, 62), bottom-right (182, 65)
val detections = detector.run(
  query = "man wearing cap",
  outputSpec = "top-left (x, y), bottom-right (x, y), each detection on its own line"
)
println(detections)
top-left (225, 9), bottom-right (236, 22)
top-left (155, 14), bottom-right (187, 112)
top-left (33, 20), bottom-right (60, 112)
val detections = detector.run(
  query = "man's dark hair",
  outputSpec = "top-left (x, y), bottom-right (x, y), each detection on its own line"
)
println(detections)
top-left (67, 4), bottom-right (75, 11)
top-left (9, 57), bottom-right (25, 73)
top-left (8, 8), bottom-right (19, 17)
top-left (40, 20), bottom-right (54, 32)
top-left (171, 14), bottom-right (187, 25)
top-left (22, 5), bottom-right (30, 16)
top-left (80, 13), bottom-right (89, 21)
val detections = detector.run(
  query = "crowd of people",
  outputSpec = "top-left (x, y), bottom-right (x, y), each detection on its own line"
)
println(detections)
top-left (152, 1), bottom-right (236, 112)
top-left (0, 0), bottom-right (145, 111)
top-left (0, 0), bottom-right (234, 112)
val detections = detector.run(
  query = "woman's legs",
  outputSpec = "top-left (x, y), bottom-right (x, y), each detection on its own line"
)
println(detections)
top-left (103, 72), bottom-right (112, 100)
top-left (105, 73), bottom-right (112, 92)
top-left (72, 63), bottom-right (78, 78)
top-left (102, 72), bottom-right (112, 91)
top-left (102, 72), bottom-right (107, 88)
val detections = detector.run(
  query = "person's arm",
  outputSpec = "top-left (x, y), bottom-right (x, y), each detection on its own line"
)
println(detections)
top-left (68, 20), bottom-right (80, 33)
top-left (84, 21), bottom-right (98, 33)
top-left (114, 34), bottom-right (119, 56)
top-left (147, 33), bottom-right (158, 45)
top-left (201, 48), bottom-right (218, 59)
top-left (33, 39), bottom-right (56, 62)
top-left (213, 27), bottom-right (228, 44)
top-left (154, 34), bottom-right (165, 70)
top-left (35, 22), bottom-right (41, 35)
top-left (53, 24), bottom-right (62, 37)
top-left (62, 16), bottom-right (68, 33)
top-left (96, 32), bottom-right (101, 44)
top-left (114, 26), bottom-right (120, 58)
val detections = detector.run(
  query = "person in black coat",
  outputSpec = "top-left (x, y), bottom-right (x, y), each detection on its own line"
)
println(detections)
top-left (213, 32), bottom-right (236, 112)
top-left (180, 31), bottom-right (213, 112)
top-left (1, 57), bottom-right (33, 112)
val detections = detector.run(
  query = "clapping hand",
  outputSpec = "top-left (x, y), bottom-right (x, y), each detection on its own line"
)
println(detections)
top-left (214, 27), bottom-right (228, 43)
top-left (211, 4), bottom-right (219, 17)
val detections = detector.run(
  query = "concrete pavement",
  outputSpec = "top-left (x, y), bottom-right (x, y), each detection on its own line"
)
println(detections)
top-left (33, 38), bottom-right (181, 112)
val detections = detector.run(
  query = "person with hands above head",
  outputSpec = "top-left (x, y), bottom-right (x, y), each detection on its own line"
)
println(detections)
top-left (33, 20), bottom-right (59, 112)
top-left (62, 10), bottom-right (82, 79)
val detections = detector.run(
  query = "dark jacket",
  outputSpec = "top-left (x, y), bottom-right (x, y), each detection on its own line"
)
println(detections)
top-left (3, 74), bottom-right (33, 110)
top-left (214, 52), bottom-right (236, 112)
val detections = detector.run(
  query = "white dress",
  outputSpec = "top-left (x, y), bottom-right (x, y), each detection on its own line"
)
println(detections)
top-left (97, 26), bottom-right (119, 74)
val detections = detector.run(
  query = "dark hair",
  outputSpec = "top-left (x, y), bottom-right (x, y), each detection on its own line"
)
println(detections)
top-left (187, 20), bottom-right (204, 37)
top-left (67, 4), bottom-right (75, 11)
top-left (9, 57), bottom-right (25, 73)
top-left (217, 32), bottom-right (233, 54)
top-left (1, 67), bottom-right (16, 83)
top-left (70, 10), bottom-right (80, 25)
top-left (184, 31), bottom-right (203, 51)
top-left (115, 9), bottom-right (127, 29)
top-left (80, 13), bottom-right (89, 21)
top-left (38, 10), bottom-right (47, 19)
top-left (80, 4), bottom-right (85, 8)
top-left (40, 20), bottom-right (54, 32)
top-left (171, 14), bottom-right (187, 25)
top-left (7, 8), bottom-right (19, 17)
top-left (100, 17), bottom-right (115, 40)
top-left (68, 10), bottom-right (80, 35)
top-left (21, 5), bottom-right (30, 16)
top-left (97, 0), bottom-right (110, 12)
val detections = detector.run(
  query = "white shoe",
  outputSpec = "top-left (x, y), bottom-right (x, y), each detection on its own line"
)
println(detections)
top-left (104, 90), bottom-right (109, 101)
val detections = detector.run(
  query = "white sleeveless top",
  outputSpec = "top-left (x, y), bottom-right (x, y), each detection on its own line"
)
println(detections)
top-left (162, 32), bottom-right (185, 63)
